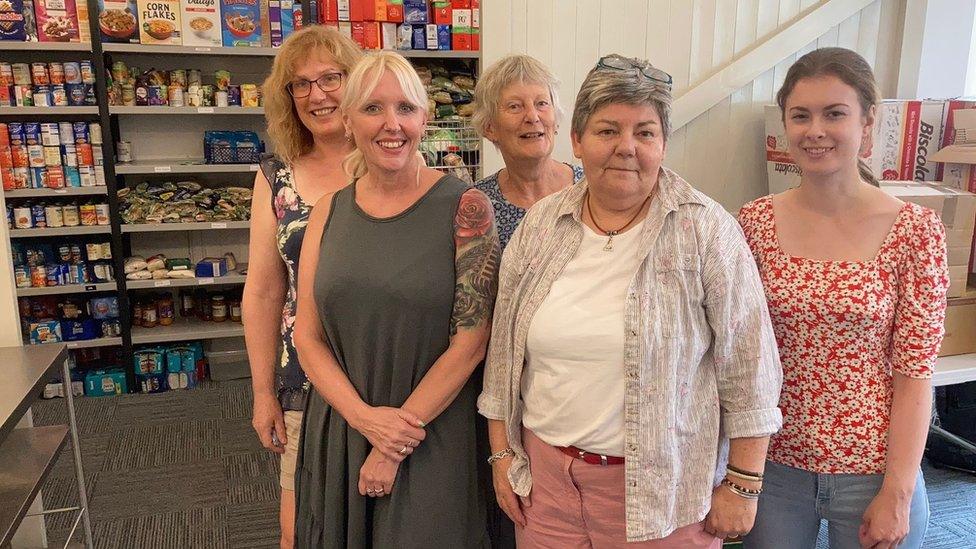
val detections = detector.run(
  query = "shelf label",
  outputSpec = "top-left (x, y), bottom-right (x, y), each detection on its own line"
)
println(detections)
top-left (85, 284), bottom-right (96, 291)
top-left (153, 280), bottom-right (172, 287)
top-left (54, 189), bottom-right (67, 194)
top-left (194, 47), bottom-right (212, 52)
top-left (153, 166), bottom-right (172, 173)
top-left (211, 222), bottom-right (227, 229)
top-left (249, 164), bottom-right (259, 171)
top-left (198, 277), bottom-right (214, 285)
top-left (197, 107), bottom-right (215, 114)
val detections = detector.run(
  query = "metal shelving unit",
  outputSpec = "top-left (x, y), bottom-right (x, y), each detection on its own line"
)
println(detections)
top-left (4, 187), bottom-right (108, 199)
top-left (16, 283), bottom-right (117, 297)
top-left (126, 265), bottom-right (247, 289)
top-left (120, 221), bottom-right (249, 233)
top-left (131, 318), bottom-right (243, 345)
top-left (0, 42), bottom-right (92, 52)
top-left (102, 43), bottom-right (279, 56)
top-left (0, 107), bottom-right (100, 116)
top-left (9, 226), bottom-right (112, 238)
top-left (114, 160), bottom-right (259, 175)
top-left (109, 106), bottom-right (264, 115)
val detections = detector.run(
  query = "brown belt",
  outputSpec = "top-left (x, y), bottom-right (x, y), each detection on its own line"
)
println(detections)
top-left (556, 444), bottom-right (625, 466)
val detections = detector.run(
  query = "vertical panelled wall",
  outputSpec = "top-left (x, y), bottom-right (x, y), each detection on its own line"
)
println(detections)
top-left (482, 0), bottom-right (905, 210)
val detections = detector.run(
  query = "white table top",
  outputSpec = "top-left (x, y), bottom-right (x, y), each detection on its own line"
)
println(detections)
top-left (934, 353), bottom-right (976, 386)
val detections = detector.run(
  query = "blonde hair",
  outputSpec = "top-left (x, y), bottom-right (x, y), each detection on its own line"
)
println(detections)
top-left (340, 51), bottom-right (429, 180)
top-left (263, 26), bottom-right (363, 165)
top-left (471, 54), bottom-right (563, 138)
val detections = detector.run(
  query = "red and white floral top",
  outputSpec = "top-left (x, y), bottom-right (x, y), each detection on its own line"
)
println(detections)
top-left (739, 195), bottom-right (948, 474)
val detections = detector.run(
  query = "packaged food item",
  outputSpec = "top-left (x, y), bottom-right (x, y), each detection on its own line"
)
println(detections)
top-left (142, 300), bottom-right (158, 327)
top-left (84, 369), bottom-right (127, 396)
top-left (124, 255), bottom-right (148, 273)
top-left (29, 319), bottom-right (62, 344)
top-left (90, 296), bottom-right (119, 319)
top-left (181, 0), bottom-right (220, 46)
top-left (229, 299), bottom-right (241, 322)
top-left (0, 0), bottom-right (30, 41)
top-left (211, 294), bottom-right (226, 322)
top-left (195, 257), bottom-right (227, 277)
top-left (146, 254), bottom-right (167, 271)
top-left (33, 0), bottom-right (80, 42)
top-left (180, 291), bottom-right (194, 316)
top-left (137, 0), bottom-right (181, 44)
top-left (158, 294), bottom-right (174, 325)
top-left (221, 0), bottom-right (261, 47)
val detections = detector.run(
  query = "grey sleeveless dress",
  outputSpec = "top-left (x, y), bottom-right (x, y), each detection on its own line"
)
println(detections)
top-left (294, 175), bottom-right (489, 548)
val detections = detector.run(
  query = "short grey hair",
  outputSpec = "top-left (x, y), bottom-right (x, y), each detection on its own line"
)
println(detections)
top-left (472, 54), bottom-right (563, 138)
top-left (571, 54), bottom-right (673, 141)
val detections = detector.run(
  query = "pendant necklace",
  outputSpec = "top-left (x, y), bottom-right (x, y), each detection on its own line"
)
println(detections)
top-left (585, 190), bottom-right (654, 251)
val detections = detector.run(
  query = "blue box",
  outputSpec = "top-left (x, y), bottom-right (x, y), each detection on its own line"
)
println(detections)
top-left (29, 320), bottom-right (62, 345)
top-left (221, 0), bottom-right (262, 47)
top-left (437, 24), bottom-right (450, 50)
top-left (133, 348), bottom-right (165, 375)
top-left (402, 0), bottom-right (426, 24)
top-left (0, 0), bottom-right (29, 41)
top-left (195, 257), bottom-right (228, 277)
top-left (85, 369), bottom-right (127, 397)
top-left (61, 319), bottom-right (99, 341)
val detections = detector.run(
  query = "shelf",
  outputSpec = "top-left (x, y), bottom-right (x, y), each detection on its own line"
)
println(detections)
top-left (121, 221), bottom-right (249, 232)
top-left (400, 50), bottom-right (481, 59)
top-left (101, 43), bottom-right (279, 56)
top-left (109, 106), bottom-right (264, 115)
top-left (4, 187), bottom-right (108, 199)
top-left (934, 353), bottom-right (976, 387)
top-left (0, 42), bottom-right (91, 52)
top-left (126, 265), bottom-right (247, 289)
top-left (0, 107), bottom-right (99, 116)
top-left (32, 338), bottom-right (123, 350)
top-left (131, 318), bottom-right (243, 344)
top-left (115, 160), bottom-right (259, 175)
top-left (0, 344), bottom-right (67, 443)
top-left (0, 425), bottom-right (70, 547)
top-left (16, 283), bottom-right (116, 297)
top-left (9, 226), bottom-right (112, 238)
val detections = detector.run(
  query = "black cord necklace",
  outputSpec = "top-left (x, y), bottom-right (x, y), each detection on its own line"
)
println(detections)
top-left (585, 189), bottom-right (654, 251)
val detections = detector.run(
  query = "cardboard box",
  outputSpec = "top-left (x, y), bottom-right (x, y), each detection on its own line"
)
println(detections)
top-left (763, 104), bottom-right (800, 194)
top-left (97, 0), bottom-right (140, 45)
top-left (380, 20), bottom-right (395, 48)
top-left (879, 181), bottom-right (976, 297)
top-left (866, 100), bottom-right (945, 182)
top-left (430, 0), bottom-right (449, 24)
top-left (362, 19), bottom-right (379, 48)
top-left (320, 0), bottom-right (337, 21)
top-left (268, 0), bottom-right (282, 45)
top-left (940, 295), bottom-right (976, 357)
top-left (333, 0), bottom-right (347, 20)
top-left (84, 369), bottom-right (127, 397)
top-left (350, 20), bottom-right (364, 46)
top-left (280, 0), bottom-right (293, 39)
top-left (220, 0), bottom-right (261, 46)
top-left (29, 320), bottom-right (62, 344)
top-left (450, 7), bottom-right (469, 49)
top-left (0, 0), bottom-right (30, 43)
top-left (470, 0), bottom-right (477, 49)
top-left (181, 0), bottom-right (221, 46)
top-left (33, 0), bottom-right (80, 42)
top-left (933, 107), bottom-right (976, 192)
top-left (938, 99), bottom-right (976, 181)
top-left (337, 20), bottom-right (350, 39)
top-left (259, 0), bottom-right (270, 45)
top-left (402, 0), bottom-right (424, 24)
top-left (386, 0), bottom-right (401, 22)
top-left (75, 0), bottom-right (89, 42)
top-left (348, 0), bottom-right (364, 20)
top-left (137, 0), bottom-right (181, 44)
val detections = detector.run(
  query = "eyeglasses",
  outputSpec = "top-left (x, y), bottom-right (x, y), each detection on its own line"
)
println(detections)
top-left (286, 72), bottom-right (344, 98)
top-left (596, 55), bottom-right (673, 90)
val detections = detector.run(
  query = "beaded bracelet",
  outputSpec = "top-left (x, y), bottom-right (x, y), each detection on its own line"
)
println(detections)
top-left (726, 464), bottom-right (764, 482)
top-left (722, 478), bottom-right (761, 499)
top-left (487, 448), bottom-right (514, 465)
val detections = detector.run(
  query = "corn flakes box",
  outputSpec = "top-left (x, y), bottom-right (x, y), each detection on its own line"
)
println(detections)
top-left (181, 0), bottom-right (220, 46)
top-left (220, 0), bottom-right (260, 47)
top-left (137, 0), bottom-right (181, 44)
top-left (33, 0), bottom-right (80, 42)
top-left (97, 0), bottom-right (139, 43)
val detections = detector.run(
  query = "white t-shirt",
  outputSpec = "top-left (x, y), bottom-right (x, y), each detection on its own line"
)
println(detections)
top-left (521, 219), bottom-right (646, 456)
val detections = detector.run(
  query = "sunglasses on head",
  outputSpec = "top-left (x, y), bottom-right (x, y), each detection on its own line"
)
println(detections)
top-left (596, 55), bottom-right (673, 90)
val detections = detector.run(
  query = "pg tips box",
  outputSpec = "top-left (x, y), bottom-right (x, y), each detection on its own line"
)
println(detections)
top-left (865, 100), bottom-right (945, 182)
top-left (763, 104), bottom-right (801, 194)
top-left (220, 0), bottom-right (262, 46)
top-left (181, 0), bottom-right (221, 46)
top-left (33, 0), bottom-right (80, 42)
top-left (137, 0), bottom-right (182, 44)
top-left (97, 0), bottom-right (140, 43)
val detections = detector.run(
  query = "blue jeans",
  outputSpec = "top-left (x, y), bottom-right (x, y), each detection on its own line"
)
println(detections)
top-left (743, 461), bottom-right (929, 549)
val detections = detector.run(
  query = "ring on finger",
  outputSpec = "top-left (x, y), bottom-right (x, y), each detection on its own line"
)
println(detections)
top-left (398, 445), bottom-right (408, 455)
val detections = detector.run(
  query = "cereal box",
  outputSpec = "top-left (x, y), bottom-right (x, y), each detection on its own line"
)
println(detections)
top-left (33, 0), bottom-right (80, 42)
top-left (220, 0), bottom-right (261, 47)
top-left (181, 0), bottom-right (221, 46)
top-left (74, 0), bottom-right (88, 41)
top-left (0, 0), bottom-right (30, 41)
top-left (268, 0), bottom-right (280, 45)
top-left (137, 0), bottom-right (182, 44)
top-left (259, 0), bottom-right (269, 45)
top-left (279, 0), bottom-right (293, 40)
top-left (97, 0), bottom-right (139, 43)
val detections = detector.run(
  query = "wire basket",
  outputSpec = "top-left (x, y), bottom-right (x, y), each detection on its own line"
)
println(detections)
top-left (204, 142), bottom-right (265, 164)
top-left (421, 119), bottom-right (481, 184)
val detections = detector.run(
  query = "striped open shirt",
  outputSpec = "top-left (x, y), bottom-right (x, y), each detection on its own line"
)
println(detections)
top-left (478, 167), bottom-right (783, 542)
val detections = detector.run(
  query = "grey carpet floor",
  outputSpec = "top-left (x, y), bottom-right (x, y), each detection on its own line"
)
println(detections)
top-left (30, 380), bottom-right (976, 548)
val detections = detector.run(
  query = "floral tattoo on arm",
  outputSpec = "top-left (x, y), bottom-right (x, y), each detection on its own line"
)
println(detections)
top-left (451, 189), bottom-right (501, 336)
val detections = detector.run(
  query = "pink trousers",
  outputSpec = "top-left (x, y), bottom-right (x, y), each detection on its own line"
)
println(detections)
top-left (516, 429), bottom-right (722, 549)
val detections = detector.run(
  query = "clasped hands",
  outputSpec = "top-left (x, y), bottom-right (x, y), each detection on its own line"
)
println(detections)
top-left (353, 406), bottom-right (426, 498)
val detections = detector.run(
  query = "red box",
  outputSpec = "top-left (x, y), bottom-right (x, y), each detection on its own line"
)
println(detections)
top-left (387, 1), bottom-right (403, 22)
top-left (322, 21), bottom-right (339, 30)
top-left (451, 8), bottom-right (470, 50)
top-left (370, 0), bottom-right (386, 20)
top-left (321, 0), bottom-right (340, 21)
top-left (350, 21), bottom-right (366, 46)
top-left (431, 1), bottom-right (451, 24)
top-left (349, 0), bottom-right (366, 21)
top-left (450, 0), bottom-right (469, 7)
top-left (363, 21), bottom-right (381, 48)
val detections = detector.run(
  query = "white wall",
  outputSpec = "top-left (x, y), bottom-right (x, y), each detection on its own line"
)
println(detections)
top-left (483, 0), bottom-right (906, 210)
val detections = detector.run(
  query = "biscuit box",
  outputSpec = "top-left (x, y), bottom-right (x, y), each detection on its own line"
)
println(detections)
top-left (865, 100), bottom-right (945, 182)
top-left (220, 0), bottom-right (262, 46)
top-left (84, 368), bottom-right (127, 397)
top-left (97, 0), bottom-right (140, 43)
top-left (33, 0), bottom-right (80, 42)
top-left (137, 0), bottom-right (182, 44)
top-left (0, 0), bottom-right (30, 41)
top-left (181, 0), bottom-right (221, 46)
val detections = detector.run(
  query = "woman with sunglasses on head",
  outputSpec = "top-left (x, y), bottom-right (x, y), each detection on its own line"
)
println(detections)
top-left (479, 54), bottom-right (783, 548)
top-left (242, 26), bottom-right (362, 549)
top-left (740, 48), bottom-right (945, 549)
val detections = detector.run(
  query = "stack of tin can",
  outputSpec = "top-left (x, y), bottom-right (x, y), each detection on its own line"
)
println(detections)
top-left (0, 121), bottom-right (106, 190)
top-left (0, 61), bottom-right (97, 108)
top-left (8, 200), bottom-right (111, 229)
top-left (11, 241), bottom-right (116, 289)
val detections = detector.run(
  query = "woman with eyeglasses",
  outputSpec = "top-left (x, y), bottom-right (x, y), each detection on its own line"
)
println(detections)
top-left (478, 54), bottom-right (783, 548)
top-left (243, 26), bottom-right (362, 549)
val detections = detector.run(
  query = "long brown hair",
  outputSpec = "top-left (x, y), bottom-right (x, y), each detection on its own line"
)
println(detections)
top-left (776, 47), bottom-right (880, 187)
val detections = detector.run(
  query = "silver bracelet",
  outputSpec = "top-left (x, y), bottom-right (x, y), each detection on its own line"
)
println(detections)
top-left (487, 448), bottom-right (514, 465)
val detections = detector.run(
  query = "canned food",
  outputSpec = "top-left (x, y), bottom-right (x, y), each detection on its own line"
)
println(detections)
top-left (77, 166), bottom-right (95, 187)
top-left (80, 61), bottom-right (95, 85)
top-left (76, 143), bottom-right (93, 166)
top-left (30, 265), bottom-right (46, 287)
top-left (93, 262), bottom-right (113, 282)
top-left (116, 141), bottom-right (132, 163)
top-left (13, 206), bottom-right (32, 228)
top-left (200, 85), bottom-right (214, 106)
top-left (64, 166), bottom-right (81, 188)
top-left (31, 63), bottom-right (49, 86)
top-left (188, 69), bottom-right (202, 87)
top-left (43, 146), bottom-right (61, 167)
top-left (168, 86), bottom-right (184, 107)
top-left (31, 204), bottom-right (46, 227)
top-left (62, 204), bottom-right (80, 226)
top-left (83, 84), bottom-right (97, 106)
top-left (72, 121), bottom-right (90, 144)
top-left (70, 244), bottom-right (82, 263)
top-left (11, 63), bottom-right (30, 86)
top-left (89, 123), bottom-right (102, 145)
top-left (148, 85), bottom-right (166, 106)
top-left (101, 318), bottom-right (121, 337)
top-left (61, 144), bottom-right (78, 166)
top-left (14, 265), bottom-right (30, 288)
top-left (66, 83), bottom-right (85, 106)
top-left (111, 61), bottom-right (127, 84)
top-left (32, 86), bottom-right (51, 107)
top-left (170, 69), bottom-right (187, 89)
top-left (122, 83), bottom-right (135, 106)
top-left (185, 85), bottom-right (201, 107)
top-left (58, 122), bottom-right (72, 144)
top-left (69, 263), bottom-right (86, 284)
top-left (51, 85), bottom-right (67, 106)
top-left (58, 245), bottom-right (71, 262)
top-left (95, 203), bottom-right (110, 225)
top-left (46, 264), bottom-right (60, 286)
top-left (40, 123), bottom-right (60, 146)
top-left (63, 62), bottom-right (81, 84)
top-left (79, 204), bottom-right (97, 226)
top-left (48, 62), bottom-right (64, 85)
top-left (45, 205), bottom-right (64, 227)
top-left (27, 145), bottom-right (45, 168)
top-left (215, 90), bottom-right (228, 107)
top-left (45, 166), bottom-right (64, 189)
top-left (0, 62), bottom-right (12, 86)
top-left (135, 84), bottom-right (148, 106)
top-left (214, 70), bottom-right (231, 90)
top-left (14, 85), bottom-right (33, 107)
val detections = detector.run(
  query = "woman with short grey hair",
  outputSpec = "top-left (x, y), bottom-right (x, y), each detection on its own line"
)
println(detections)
top-left (472, 54), bottom-right (584, 251)
top-left (479, 54), bottom-right (783, 547)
